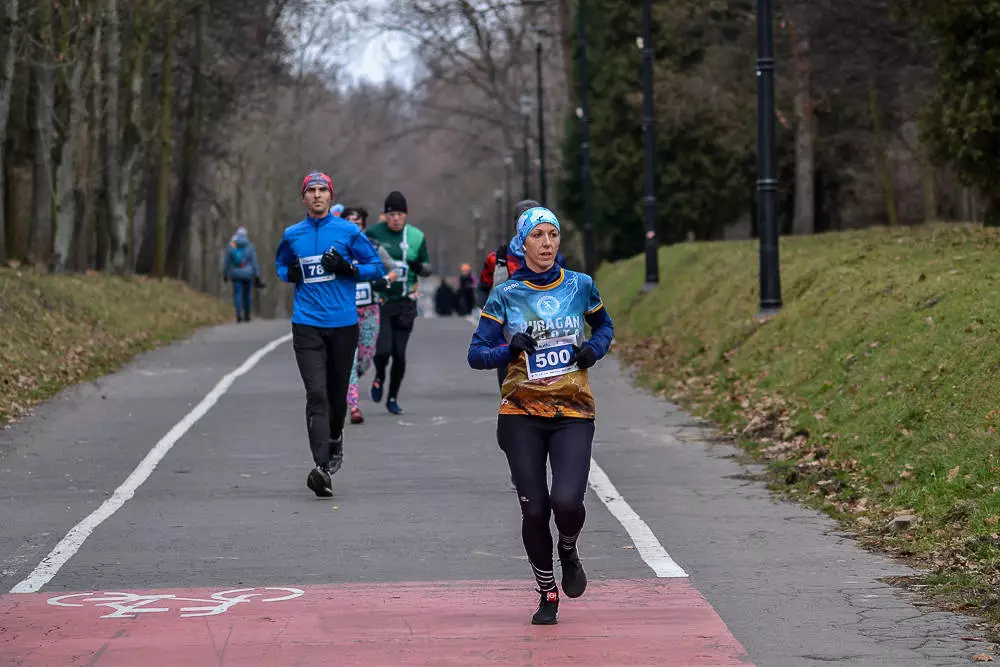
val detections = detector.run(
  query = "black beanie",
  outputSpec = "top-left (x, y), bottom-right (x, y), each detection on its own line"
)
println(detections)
top-left (384, 191), bottom-right (408, 214)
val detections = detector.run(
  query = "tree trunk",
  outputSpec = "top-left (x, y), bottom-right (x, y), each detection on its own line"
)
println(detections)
top-left (154, 10), bottom-right (175, 278)
top-left (52, 59), bottom-right (85, 273)
top-left (103, 0), bottom-right (128, 272)
top-left (29, 0), bottom-right (55, 267)
top-left (789, 7), bottom-right (814, 235)
top-left (0, 0), bottom-right (20, 264)
top-left (166, 2), bottom-right (206, 280)
top-left (868, 85), bottom-right (898, 227)
top-left (91, 18), bottom-right (109, 269)
top-left (922, 157), bottom-right (937, 223)
top-left (122, 6), bottom-right (148, 272)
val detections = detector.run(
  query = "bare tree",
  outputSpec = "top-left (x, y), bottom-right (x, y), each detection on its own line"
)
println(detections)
top-left (0, 0), bottom-right (21, 263)
top-left (28, 0), bottom-right (56, 267)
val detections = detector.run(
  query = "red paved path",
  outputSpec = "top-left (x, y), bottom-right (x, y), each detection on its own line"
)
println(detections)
top-left (1, 579), bottom-right (752, 666)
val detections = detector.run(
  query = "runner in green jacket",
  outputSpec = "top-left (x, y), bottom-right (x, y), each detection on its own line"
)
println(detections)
top-left (365, 191), bottom-right (432, 414)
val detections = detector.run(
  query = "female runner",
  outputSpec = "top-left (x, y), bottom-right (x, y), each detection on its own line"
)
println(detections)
top-left (467, 206), bottom-right (614, 625)
top-left (343, 207), bottom-right (396, 423)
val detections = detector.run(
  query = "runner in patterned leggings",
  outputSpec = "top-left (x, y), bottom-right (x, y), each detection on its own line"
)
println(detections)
top-left (467, 206), bottom-right (614, 625)
top-left (342, 207), bottom-right (397, 424)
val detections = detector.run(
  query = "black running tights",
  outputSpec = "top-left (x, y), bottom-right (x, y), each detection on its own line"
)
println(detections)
top-left (374, 299), bottom-right (417, 400)
top-left (497, 414), bottom-right (595, 587)
top-left (292, 323), bottom-right (358, 467)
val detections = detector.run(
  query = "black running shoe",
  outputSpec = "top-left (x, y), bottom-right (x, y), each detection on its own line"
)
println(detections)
top-left (306, 466), bottom-right (332, 498)
top-left (327, 436), bottom-right (344, 476)
top-left (370, 378), bottom-right (384, 402)
top-left (531, 589), bottom-right (559, 625)
top-left (560, 554), bottom-right (587, 598)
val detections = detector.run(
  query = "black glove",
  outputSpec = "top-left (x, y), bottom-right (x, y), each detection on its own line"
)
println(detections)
top-left (223, 274), bottom-right (229, 283)
top-left (508, 326), bottom-right (537, 358)
top-left (287, 262), bottom-right (303, 284)
top-left (321, 249), bottom-right (358, 278)
top-left (371, 277), bottom-right (389, 291)
top-left (407, 260), bottom-right (424, 276)
top-left (253, 276), bottom-right (265, 289)
top-left (570, 343), bottom-right (598, 370)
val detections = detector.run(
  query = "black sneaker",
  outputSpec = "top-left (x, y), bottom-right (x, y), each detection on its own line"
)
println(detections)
top-left (531, 589), bottom-right (559, 625)
top-left (306, 466), bottom-right (332, 498)
top-left (327, 436), bottom-right (344, 476)
top-left (560, 553), bottom-right (587, 599)
top-left (370, 378), bottom-right (384, 402)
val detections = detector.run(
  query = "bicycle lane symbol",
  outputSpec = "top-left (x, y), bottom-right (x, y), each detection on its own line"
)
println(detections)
top-left (46, 587), bottom-right (304, 619)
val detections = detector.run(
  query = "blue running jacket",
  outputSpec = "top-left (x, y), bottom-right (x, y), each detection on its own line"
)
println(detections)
top-left (275, 213), bottom-right (386, 328)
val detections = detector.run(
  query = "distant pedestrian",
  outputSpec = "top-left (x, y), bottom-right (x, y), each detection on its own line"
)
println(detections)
top-left (455, 263), bottom-right (476, 316)
top-left (435, 279), bottom-right (456, 316)
top-left (222, 227), bottom-right (262, 323)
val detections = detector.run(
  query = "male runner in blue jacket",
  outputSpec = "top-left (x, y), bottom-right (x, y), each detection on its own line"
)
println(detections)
top-left (275, 171), bottom-right (386, 497)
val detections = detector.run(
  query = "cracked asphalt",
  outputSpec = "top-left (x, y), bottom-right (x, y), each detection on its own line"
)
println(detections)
top-left (0, 315), bottom-right (996, 665)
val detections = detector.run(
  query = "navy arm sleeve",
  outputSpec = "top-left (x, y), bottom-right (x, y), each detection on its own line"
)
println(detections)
top-left (582, 278), bottom-right (613, 358)
top-left (468, 315), bottom-right (513, 370)
top-left (584, 307), bottom-right (614, 359)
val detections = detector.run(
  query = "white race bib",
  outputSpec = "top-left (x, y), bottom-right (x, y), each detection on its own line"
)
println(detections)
top-left (393, 260), bottom-right (409, 282)
top-left (355, 282), bottom-right (373, 306)
top-left (299, 255), bottom-right (335, 284)
top-left (525, 335), bottom-right (579, 381)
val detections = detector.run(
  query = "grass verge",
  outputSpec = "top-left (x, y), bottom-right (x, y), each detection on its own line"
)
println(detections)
top-left (597, 223), bottom-right (1000, 632)
top-left (0, 268), bottom-right (231, 425)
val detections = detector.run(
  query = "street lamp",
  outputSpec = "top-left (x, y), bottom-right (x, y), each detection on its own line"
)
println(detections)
top-left (503, 153), bottom-right (514, 236)
top-left (519, 95), bottom-right (533, 201)
top-left (532, 25), bottom-right (548, 206)
top-left (472, 205), bottom-right (482, 262)
top-left (577, 0), bottom-right (596, 275)
top-left (756, 0), bottom-right (782, 313)
top-left (493, 188), bottom-right (504, 251)
top-left (640, 0), bottom-right (659, 289)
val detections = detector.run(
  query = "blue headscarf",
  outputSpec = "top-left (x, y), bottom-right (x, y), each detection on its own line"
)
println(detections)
top-left (507, 207), bottom-right (561, 259)
top-left (331, 204), bottom-right (345, 216)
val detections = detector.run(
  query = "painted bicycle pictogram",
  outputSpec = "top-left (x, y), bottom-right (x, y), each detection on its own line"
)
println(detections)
top-left (46, 587), bottom-right (304, 619)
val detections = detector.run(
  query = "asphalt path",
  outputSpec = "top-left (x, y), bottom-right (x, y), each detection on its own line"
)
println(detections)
top-left (0, 315), bottom-right (995, 665)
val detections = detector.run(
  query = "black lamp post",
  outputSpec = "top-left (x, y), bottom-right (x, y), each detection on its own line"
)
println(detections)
top-left (532, 26), bottom-right (548, 206)
top-left (520, 95), bottom-right (533, 201)
top-left (503, 154), bottom-right (514, 240)
top-left (472, 205), bottom-right (482, 264)
top-left (641, 0), bottom-right (659, 289)
top-left (577, 0), bottom-right (596, 276)
top-left (756, 0), bottom-right (782, 313)
top-left (493, 188), bottom-right (504, 251)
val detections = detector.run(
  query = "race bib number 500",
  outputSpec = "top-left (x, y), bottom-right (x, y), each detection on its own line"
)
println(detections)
top-left (299, 255), bottom-right (335, 284)
top-left (526, 336), bottom-right (579, 381)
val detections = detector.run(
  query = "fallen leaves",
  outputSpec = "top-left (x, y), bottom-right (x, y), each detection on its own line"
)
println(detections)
top-left (0, 268), bottom-right (230, 426)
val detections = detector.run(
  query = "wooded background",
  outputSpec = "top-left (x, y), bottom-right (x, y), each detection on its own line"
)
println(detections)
top-left (0, 0), bottom-right (993, 316)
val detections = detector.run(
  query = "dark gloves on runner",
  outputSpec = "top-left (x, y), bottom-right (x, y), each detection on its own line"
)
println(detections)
top-left (287, 262), bottom-right (303, 284)
top-left (407, 260), bottom-right (424, 276)
top-left (322, 249), bottom-right (358, 278)
top-left (570, 343), bottom-right (598, 370)
top-left (254, 276), bottom-right (266, 289)
top-left (508, 326), bottom-right (537, 358)
top-left (371, 277), bottom-right (389, 291)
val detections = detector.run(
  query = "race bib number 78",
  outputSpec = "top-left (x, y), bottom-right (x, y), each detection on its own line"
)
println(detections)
top-left (299, 255), bottom-right (335, 284)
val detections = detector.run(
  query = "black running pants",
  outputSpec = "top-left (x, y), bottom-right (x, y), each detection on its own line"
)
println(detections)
top-left (496, 414), bottom-right (595, 576)
top-left (374, 298), bottom-right (417, 400)
top-left (292, 323), bottom-right (358, 467)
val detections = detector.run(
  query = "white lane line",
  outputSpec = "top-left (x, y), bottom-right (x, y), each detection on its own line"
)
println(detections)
top-left (588, 459), bottom-right (688, 578)
top-left (461, 315), bottom-right (687, 578)
top-left (9, 333), bottom-right (293, 594)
